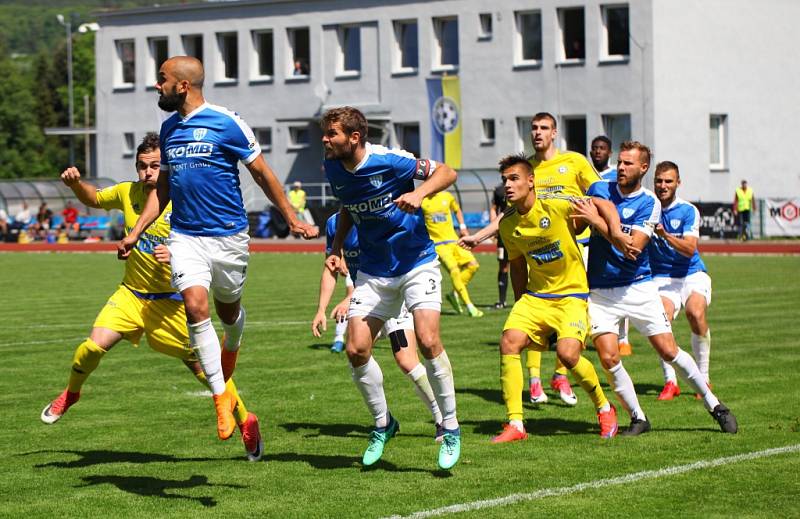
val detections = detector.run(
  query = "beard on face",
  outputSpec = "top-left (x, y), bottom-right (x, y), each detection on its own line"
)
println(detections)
top-left (324, 140), bottom-right (356, 161)
top-left (158, 89), bottom-right (186, 112)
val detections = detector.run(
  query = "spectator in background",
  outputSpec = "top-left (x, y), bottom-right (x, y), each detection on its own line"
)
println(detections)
top-left (733, 180), bottom-right (755, 241)
top-left (0, 208), bottom-right (8, 240)
top-left (61, 201), bottom-right (80, 236)
top-left (32, 202), bottom-right (53, 240)
top-left (289, 181), bottom-right (315, 225)
top-left (293, 59), bottom-right (309, 76)
top-left (15, 202), bottom-right (32, 227)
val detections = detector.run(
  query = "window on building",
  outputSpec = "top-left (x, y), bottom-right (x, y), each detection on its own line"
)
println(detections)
top-left (562, 116), bottom-right (587, 153)
top-left (394, 123), bottom-right (421, 158)
top-left (122, 132), bottom-right (135, 157)
top-left (253, 127), bottom-right (272, 152)
top-left (115, 39), bottom-right (135, 87)
top-left (558, 7), bottom-right (585, 61)
top-left (710, 114), bottom-right (728, 170)
top-left (433, 16), bottom-right (459, 69)
top-left (515, 10), bottom-right (542, 65)
top-left (288, 27), bottom-right (311, 77)
top-left (368, 121), bottom-right (391, 146)
top-left (517, 117), bottom-right (534, 157)
top-left (251, 30), bottom-right (274, 79)
top-left (288, 124), bottom-right (310, 149)
top-left (147, 37), bottom-right (168, 87)
top-left (601, 114), bottom-right (631, 156)
top-left (601, 4), bottom-right (629, 59)
top-left (478, 13), bottom-right (493, 40)
top-left (481, 118), bottom-right (496, 144)
top-left (338, 25), bottom-right (361, 75)
top-left (392, 20), bottom-right (418, 72)
top-left (182, 34), bottom-right (203, 63)
top-left (216, 32), bottom-right (238, 81)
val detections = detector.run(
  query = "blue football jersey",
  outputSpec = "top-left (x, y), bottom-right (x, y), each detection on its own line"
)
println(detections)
top-left (160, 102), bottom-right (261, 236)
top-left (324, 143), bottom-right (437, 277)
top-left (648, 197), bottom-right (707, 277)
top-left (586, 181), bottom-right (661, 288)
top-left (600, 167), bottom-right (617, 182)
top-left (325, 212), bottom-right (360, 281)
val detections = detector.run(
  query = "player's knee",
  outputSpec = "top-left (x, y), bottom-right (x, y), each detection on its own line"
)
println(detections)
top-left (557, 349), bottom-right (580, 369)
top-left (595, 345), bottom-right (619, 369)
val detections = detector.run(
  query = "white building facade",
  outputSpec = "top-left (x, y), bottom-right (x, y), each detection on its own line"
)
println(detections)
top-left (94, 0), bottom-right (800, 211)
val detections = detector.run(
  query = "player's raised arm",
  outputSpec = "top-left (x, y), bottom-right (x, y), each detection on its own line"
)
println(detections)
top-left (118, 167), bottom-right (170, 259)
top-left (60, 167), bottom-right (101, 209)
top-left (395, 162), bottom-right (457, 213)
top-left (246, 155), bottom-right (319, 239)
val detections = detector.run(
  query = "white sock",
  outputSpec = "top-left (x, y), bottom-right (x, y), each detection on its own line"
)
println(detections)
top-left (509, 419), bottom-right (524, 432)
top-left (691, 329), bottom-right (711, 383)
top-left (407, 363), bottom-right (443, 425)
top-left (351, 356), bottom-right (388, 428)
top-left (221, 306), bottom-right (246, 352)
top-left (618, 318), bottom-right (630, 344)
top-left (669, 348), bottom-right (719, 411)
top-left (334, 318), bottom-right (348, 343)
top-left (608, 361), bottom-right (646, 421)
top-left (424, 350), bottom-right (459, 430)
top-left (188, 318), bottom-right (225, 395)
top-left (660, 358), bottom-right (678, 383)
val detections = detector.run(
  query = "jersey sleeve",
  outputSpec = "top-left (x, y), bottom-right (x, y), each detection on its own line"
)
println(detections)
top-left (95, 183), bottom-right (124, 211)
top-left (221, 114), bottom-right (261, 165)
top-left (632, 197), bottom-right (661, 237)
top-left (683, 204), bottom-right (701, 237)
top-left (576, 155), bottom-right (602, 194)
top-left (325, 217), bottom-right (336, 255)
top-left (586, 181), bottom-right (610, 200)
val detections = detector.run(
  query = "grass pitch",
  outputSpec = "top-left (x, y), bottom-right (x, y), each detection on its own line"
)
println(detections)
top-left (0, 252), bottom-right (798, 518)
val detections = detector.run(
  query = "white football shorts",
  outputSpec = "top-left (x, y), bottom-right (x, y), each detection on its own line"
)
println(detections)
top-left (168, 231), bottom-right (250, 304)
top-left (652, 272), bottom-right (712, 319)
top-left (589, 280), bottom-right (672, 338)
top-left (348, 260), bottom-right (442, 322)
top-left (383, 302), bottom-right (414, 336)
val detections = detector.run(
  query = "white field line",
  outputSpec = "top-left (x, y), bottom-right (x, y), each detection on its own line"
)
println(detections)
top-left (383, 444), bottom-right (800, 519)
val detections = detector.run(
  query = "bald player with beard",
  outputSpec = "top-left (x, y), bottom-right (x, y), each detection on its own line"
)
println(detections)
top-left (120, 56), bottom-right (319, 442)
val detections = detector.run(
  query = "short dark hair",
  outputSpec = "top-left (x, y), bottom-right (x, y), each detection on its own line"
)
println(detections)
top-left (591, 135), bottom-right (612, 148)
top-left (320, 106), bottom-right (368, 145)
top-left (136, 132), bottom-right (160, 161)
top-left (532, 112), bottom-right (557, 129)
top-left (619, 140), bottom-right (651, 167)
top-left (498, 153), bottom-right (533, 174)
top-left (655, 160), bottom-right (680, 178)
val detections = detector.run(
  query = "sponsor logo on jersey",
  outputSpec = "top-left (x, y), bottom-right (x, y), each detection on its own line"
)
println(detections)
top-left (193, 128), bottom-right (208, 141)
top-left (166, 143), bottom-right (214, 159)
top-left (370, 175), bottom-right (383, 188)
top-left (344, 194), bottom-right (393, 214)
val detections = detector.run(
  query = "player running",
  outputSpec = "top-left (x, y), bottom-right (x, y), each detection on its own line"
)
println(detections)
top-left (574, 141), bottom-right (737, 435)
top-left (648, 161), bottom-right (714, 400)
top-left (421, 190), bottom-right (483, 317)
top-left (119, 56), bottom-right (318, 441)
top-left (41, 133), bottom-right (263, 461)
top-left (312, 212), bottom-right (445, 440)
top-left (491, 154), bottom-right (618, 443)
top-left (321, 106), bottom-right (461, 470)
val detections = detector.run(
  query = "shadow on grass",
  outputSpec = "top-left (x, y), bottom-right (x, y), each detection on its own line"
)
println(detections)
top-left (24, 449), bottom-right (220, 469)
top-left (459, 417), bottom-right (597, 437)
top-left (308, 342), bottom-right (336, 351)
top-left (77, 474), bottom-right (244, 508)
top-left (263, 452), bottom-right (434, 474)
top-left (280, 422), bottom-right (372, 438)
top-left (457, 387), bottom-right (504, 404)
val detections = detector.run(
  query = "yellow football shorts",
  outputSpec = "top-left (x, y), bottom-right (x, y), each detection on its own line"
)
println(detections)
top-left (503, 294), bottom-right (588, 350)
top-left (94, 285), bottom-right (194, 361)
top-left (435, 242), bottom-right (476, 272)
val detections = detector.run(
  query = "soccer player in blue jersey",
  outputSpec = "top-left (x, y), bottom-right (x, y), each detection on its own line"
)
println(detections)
top-left (648, 161), bottom-right (714, 400)
top-left (574, 141), bottom-right (737, 435)
top-left (119, 56), bottom-right (318, 442)
top-left (312, 213), bottom-right (445, 440)
top-left (320, 106), bottom-right (461, 469)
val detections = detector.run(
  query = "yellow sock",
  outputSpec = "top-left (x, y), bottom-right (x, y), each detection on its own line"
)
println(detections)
top-left (554, 357), bottom-right (569, 377)
top-left (449, 266), bottom-right (474, 306)
top-left (194, 370), bottom-right (249, 423)
top-left (570, 356), bottom-right (609, 410)
top-left (67, 339), bottom-right (106, 393)
top-left (460, 262), bottom-right (479, 286)
top-left (501, 354), bottom-right (524, 422)
top-left (526, 349), bottom-right (542, 380)
top-left (226, 378), bottom-right (249, 424)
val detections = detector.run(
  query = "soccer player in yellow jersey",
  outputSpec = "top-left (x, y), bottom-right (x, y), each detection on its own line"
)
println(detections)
top-left (491, 153), bottom-right (618, 442)
top-left (40, 133), bottom-right (263, 461)
top-left (421, 191), bottom-right (483, 318)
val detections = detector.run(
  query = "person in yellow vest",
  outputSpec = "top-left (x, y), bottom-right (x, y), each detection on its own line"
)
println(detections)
top-left (40, 133), bottom-right (264, 462)
top-left (733, 180), bottom-right (755, 241)
top-left (289, 181), bottom-right (315, 225)
top-left (421, 190), bottom-right (483, 318)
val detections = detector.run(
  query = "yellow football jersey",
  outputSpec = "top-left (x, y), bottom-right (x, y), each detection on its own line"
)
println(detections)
top-left (96, 182), bottom-right (174, 294)
top-left (499, 196), bottom-right (588, 297)
top-left (531, 150), bottom-right (600, 243)
top-left (421, 191), bottom-right (460, 244)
